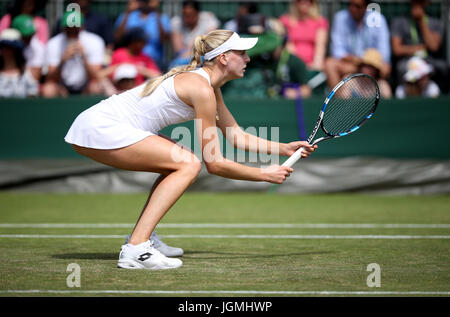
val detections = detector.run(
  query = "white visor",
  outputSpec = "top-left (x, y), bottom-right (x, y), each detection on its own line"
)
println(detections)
top-left (204, 32), bottom-right (258, 61)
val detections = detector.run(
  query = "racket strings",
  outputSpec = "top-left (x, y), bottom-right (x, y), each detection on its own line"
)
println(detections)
top-left (323, 76), bottom-right (377, 135)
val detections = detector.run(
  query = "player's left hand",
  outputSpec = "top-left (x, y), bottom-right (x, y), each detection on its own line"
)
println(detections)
top-left (282, 141), bottom-right (317, 158)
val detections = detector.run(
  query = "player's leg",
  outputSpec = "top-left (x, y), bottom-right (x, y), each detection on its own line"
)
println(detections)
top-left (126, 134), bottom-right (189, 256)
top-left (73, 135), bottom-right (201, 242)
top-left (124, 174), bottom-right (184, 257)
top-left (72, 135), bottom-right (201, 269)
top-left (127, 172), bottom-right (183, 256)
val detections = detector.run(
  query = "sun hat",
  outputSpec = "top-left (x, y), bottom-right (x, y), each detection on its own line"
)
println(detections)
top-left (11, 14), bottom-right (36, 37)
top-left (360, 48), bottom-right (384, 71)
top-left (0, 28), bottom-right (24, 49)
top-left (404, 56), bottom-right (433, 83)
top-left (113, 64), bottom-right (138, 82)
top-left (204, 32), bottom-right (258, 61)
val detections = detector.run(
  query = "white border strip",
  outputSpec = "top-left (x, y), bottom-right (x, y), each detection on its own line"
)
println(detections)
top-left (0, 234), bottom-right (449, 239)
top-left (0, 223), bottom-right (449, 229)
top-left (2, 289), bottom-right (449, 295)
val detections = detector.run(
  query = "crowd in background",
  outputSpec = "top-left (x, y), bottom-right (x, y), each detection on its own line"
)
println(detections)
top-left (0, 0), bottom-right (448, 99)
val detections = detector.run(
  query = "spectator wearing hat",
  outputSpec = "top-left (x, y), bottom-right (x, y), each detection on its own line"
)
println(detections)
top-left (53, 0), bottom-right (114, 48)
top-left (0, 0), bottom-right (49, 45)
top-left (113, 63), bottom-right (139, 93)
top-left (0, 28), bottom-right (39, 97)
top-left (11, 14), bottom-right (44, 81)
top-left (111, 27), bottom-right (161, 85)
top-left (95, 63), bottom-right (140, 96)
top-left (42, 11), bottom-right (105, 97)
top-left (169, 0), bottom-right (219, 68)
top-left (358, 48), bottom-right (392, 99)
top-left (395, 56), bottom-right (439, 99)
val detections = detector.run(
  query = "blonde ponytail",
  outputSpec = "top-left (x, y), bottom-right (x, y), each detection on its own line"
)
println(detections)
top-left (140, 30), bottom-right (234, 97)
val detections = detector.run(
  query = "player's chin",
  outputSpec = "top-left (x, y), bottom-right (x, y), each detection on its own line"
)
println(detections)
top-left (233, 71), bottom-right (245, 79)
top-left (236, 68), bottom-right (246, 78)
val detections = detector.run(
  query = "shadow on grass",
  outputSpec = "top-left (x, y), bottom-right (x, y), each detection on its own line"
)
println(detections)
top-left (51, 250), bottom-right (334, 261)
top-left (52, 253), bottom-right (117, 260)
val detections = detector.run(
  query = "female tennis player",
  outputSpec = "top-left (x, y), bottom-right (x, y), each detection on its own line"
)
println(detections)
top-left (65, 29), bottom-right (317, 270)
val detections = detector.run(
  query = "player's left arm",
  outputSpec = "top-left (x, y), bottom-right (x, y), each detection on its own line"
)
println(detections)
top-left (214, 88), bottom-right (315, 157)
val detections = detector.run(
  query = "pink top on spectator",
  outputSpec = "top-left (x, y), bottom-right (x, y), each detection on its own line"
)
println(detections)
top-left (280, 15), bottom-right (328, 66)
top-left (111, 48), bottom-right (160, 85)
top-left (0, 14), bottom-right (49, 44)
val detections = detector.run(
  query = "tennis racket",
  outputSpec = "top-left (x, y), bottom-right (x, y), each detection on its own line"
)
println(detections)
top-left (282, 73), bottom-right (380, 167)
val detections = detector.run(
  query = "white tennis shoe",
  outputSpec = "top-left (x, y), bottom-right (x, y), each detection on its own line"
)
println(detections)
top-left (117, 240), bottom-right (182, 270)
top-left (125, 232), bottom-right (184, 257)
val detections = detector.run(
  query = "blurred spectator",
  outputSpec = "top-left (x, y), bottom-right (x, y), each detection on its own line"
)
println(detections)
top-left (221, 6), bottom-right (312, 99)
top-left (391, 0), bottom-right (447, 90)
top-left (358, 49), bottom-right (392, 99)
top-left (97, 63), bottom-right (139, 96)
top-left (0, 0), bottom-right (49, 44)
top-left (224, 2), bottom-right (255, 33)
top-left (274, 45), bottom-right (313, 99)
top-left (279, 0), bottom-right (328, 71)
top-left (0, 28), bottom-right (39, 97)
top-left (395, 56), bottom-right (440, 99)
top-left (324, 0), bottom-right (391, 89)
top-left (111, 27), bottom-right (161, 85)
top-left (42, 11), bottom-right (105, 97)
top-left (114, 0), bottom-right (171, 67)
top-left (170, 0), bottom-right (219, 68)
top-left (53, 0), bottom-right (114, 48)
top-left (11, 14), bottom-right (44, 82)
top-left (113, 63), bottom-right (138, 93)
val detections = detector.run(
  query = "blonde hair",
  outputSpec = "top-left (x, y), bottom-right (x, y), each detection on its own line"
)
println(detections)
top-left (140, 29), bottom-right (234, 97)
top-left (289, 0), bottom-right (321, 20)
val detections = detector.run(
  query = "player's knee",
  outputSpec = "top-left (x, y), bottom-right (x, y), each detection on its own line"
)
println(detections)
top-left (188, 157), bottom-right (202, 177)
top-left (178, 156), bottom-right (202, 179)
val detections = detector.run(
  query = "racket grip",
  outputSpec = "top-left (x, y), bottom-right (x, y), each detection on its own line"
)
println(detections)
top-left (282, 147), bottom-right (304, 167)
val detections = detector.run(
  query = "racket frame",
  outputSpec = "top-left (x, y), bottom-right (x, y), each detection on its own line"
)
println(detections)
top-left (282, 73), bottom-right (380, 167)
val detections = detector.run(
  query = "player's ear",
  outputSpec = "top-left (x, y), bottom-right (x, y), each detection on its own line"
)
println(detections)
top-left (218, 53), bottom-right (228, 66)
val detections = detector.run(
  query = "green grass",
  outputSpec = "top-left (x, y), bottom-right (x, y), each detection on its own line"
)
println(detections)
top-left (0, 193), bottom-right (449, 297)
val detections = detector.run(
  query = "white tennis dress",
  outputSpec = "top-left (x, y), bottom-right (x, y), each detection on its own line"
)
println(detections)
top-left (64, 68), bottom-right (211, 149)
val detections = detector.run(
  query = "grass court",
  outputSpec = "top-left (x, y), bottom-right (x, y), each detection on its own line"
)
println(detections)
top-left (0, 192), bottom-right (449, 296)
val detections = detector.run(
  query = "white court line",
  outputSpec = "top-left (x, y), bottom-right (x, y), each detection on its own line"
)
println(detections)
top-left (2, 289), bottom-right (450, 295)
top-left (0, 223), bottom-right (449, 229)
top-left (0, 234), bottom-right (449, 239)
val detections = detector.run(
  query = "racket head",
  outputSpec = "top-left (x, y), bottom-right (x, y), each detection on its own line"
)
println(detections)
top-left (320, 73), bottom-right (380, 137)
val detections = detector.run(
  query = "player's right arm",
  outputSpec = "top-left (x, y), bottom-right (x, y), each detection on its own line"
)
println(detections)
top-left (185, 76), bottom-right (292, 184)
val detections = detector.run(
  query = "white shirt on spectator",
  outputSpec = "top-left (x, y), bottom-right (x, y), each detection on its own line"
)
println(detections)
top-left (45, 30), bottom-right (104, 90)
top-left (395, 80), bottom-right (440, 99)
top-left (0, 70), bottom-right (39, 97)
top-left (24, 35), bottom-right (45, 68)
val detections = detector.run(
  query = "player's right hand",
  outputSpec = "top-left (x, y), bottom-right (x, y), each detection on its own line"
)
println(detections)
top-left (262, 165), bottom-right (293, 184)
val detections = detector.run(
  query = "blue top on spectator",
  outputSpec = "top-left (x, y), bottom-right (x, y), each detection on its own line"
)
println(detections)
top-left (330, 9), bottom-right (390, 63)
top-left (115, 10), bottom-right (171, 64)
